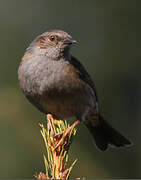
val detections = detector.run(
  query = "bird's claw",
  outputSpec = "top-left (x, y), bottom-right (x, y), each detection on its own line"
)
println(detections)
top-left (54, 120), bottom-right (80, 150)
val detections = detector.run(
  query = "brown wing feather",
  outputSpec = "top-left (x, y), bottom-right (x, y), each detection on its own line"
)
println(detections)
top-left (70, 56), bottom-right (99, 103)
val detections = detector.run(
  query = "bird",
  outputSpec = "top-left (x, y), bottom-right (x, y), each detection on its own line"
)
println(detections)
top-left (18, 29), bottom-right (132, 151)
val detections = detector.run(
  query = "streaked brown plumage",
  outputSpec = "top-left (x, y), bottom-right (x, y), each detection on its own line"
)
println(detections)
top-left (18, 30), bottom-right (132, 151)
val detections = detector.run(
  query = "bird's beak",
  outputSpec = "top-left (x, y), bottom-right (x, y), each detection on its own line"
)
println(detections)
top-left (63, 38), bottom-right (77, 45)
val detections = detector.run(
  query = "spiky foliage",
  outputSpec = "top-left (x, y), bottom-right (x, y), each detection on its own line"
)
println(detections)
top-left (37, 115), bottom-right (78, 179)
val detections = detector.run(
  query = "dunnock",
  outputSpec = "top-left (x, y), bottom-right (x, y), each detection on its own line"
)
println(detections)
top-left (18, 30), bottom-right (131, 151)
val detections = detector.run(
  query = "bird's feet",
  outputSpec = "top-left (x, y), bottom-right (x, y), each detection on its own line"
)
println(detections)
top-left (46, 114), bottom-right (58, 134)
top-left (46, 114), bottom-right (80, 149)
top-left (54, 120), bottom-right (80, 149)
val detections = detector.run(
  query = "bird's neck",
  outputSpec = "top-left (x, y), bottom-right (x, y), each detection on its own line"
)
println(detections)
top-left (58, 49), bottom-right (71, 61)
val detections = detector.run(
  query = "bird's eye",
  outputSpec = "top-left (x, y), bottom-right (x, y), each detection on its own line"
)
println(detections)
top-left (49, 35), bottom-right (56, 42)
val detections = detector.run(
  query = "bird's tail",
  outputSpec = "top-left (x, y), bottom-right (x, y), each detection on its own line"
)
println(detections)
top-left (84, 115), bottom-right (132, 151)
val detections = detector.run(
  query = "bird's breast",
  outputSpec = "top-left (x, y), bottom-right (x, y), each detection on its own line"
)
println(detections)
top-left (18, 56), bottom-right (94, 117)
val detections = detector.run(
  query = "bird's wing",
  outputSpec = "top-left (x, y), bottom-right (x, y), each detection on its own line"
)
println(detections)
top-left (70, 55), bottom-right (99, 104)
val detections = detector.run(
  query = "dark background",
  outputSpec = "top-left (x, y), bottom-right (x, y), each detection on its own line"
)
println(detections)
top-left (0, 0), bottom-right (140, 178)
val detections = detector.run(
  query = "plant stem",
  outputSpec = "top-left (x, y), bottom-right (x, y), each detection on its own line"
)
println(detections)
top-left (37, 114), bottom-right (78, 179)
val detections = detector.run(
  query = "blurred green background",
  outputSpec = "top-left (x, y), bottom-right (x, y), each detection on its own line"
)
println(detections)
top-left (0, 0), bottom-right (140, 178)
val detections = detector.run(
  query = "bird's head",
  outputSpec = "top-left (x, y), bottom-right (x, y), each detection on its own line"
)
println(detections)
top-left (28, 30), bottom-right (77, 60)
